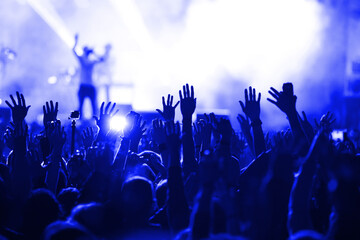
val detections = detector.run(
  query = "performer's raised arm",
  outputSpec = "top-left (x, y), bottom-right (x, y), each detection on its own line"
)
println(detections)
top-left (72, 34), bottom-right (80, 59)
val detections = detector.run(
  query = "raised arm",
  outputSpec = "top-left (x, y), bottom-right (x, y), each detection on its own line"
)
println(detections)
top-left (267, 83), bottom-right (307, 143)
top-left (239, 86), bottom-right (266, 157)
top-left (179, 84), bottom-right (197, 175)
top-left (6, 92), bottom-right (31, 200)
top-left (72, 34), bottom-right (80, 59)
top-left (165, 121), bottom-right (190, 232)
top-left (94, 102), bottom-right (118, 143)
top-left (156, 94), bottom-right (179, 122)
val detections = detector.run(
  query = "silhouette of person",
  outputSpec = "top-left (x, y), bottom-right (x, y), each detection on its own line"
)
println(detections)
top-left (73, 34), bottom-right (111, 118)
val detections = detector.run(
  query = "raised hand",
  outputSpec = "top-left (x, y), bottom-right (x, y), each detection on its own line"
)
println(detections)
top-left (152, 118), bottom-right (166, 145)
top-left (82, 127), bottom-right (96, 149)
top-left (43, 101), bottom-right (58, 127)
top-left (156, 94), bottom-right (179, 122)
top-left (239, 86), bottom-right (261, 122)
top-left (5, 92), bottom-right (30, 124)
top-left (315, 111), bottom-right (335, 133)
top-left (94, 102), bottom-right (118, 135)
top-left (47, 120), bottom-right (66, 156)
top-left (123, 112), bottom-right (146, 140)
top-left (267, 83), bottom-right (297, 115)
top-left (179, 84), bottom-right (196, 118)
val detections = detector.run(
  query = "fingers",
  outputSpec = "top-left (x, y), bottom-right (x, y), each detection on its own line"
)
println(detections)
top-left (253, 88), bottom-right (256, 101)
top-left (239, 101), bottom-right (245, 113)
top-left (270, 87), bottom-right (280, 96)
top-left (20, 94), bottom-right (25, 106)
top-left (179, 90), bottom-right (183, 101)
top-left (167, 94), bottom-right (171, 106)
top-left (104, 102), bottom-right (111, 114)
top-left (10, 94), bottom-right (16, 106)
top-left (186, 84), bottom-right (190, 98)
top-left (267, 98), bottom-right (278, 106)
top-left (100, 102), bottom-right (105, 115)
top-left (156, 109), bottom-right (163, 116)
top-left (50, 100), bottom-right (54, 112)
top-left (249, 86), bottom-right (253, 101)
top-left (244, 88), bottom-right (249, 103)
top-left (46, 101), bottom-right (50, 113)
top-left (162, 94), bottom-right (178, 107)
top-left (16, 92), bottom-right (21, 105)
top-left (174, 101), bottom-right (180, 108)
top-left (268, 90), bottom-right (279, 101)
top-left (109, 102), bottom-right (116, 115)
top-left (5, 100), bottom-right (13, 109)
top-left (257, 92), bottom-right (261, 102)
top-left (179, 84), bottom-right (194, 100)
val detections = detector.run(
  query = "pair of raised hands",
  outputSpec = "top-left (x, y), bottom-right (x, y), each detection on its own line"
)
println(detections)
top-left (156, 83), bottom-right (196, 122)
top-left (237, 83), bottom-right (297, 122)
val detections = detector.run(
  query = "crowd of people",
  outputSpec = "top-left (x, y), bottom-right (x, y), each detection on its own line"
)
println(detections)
top-left (0, 82), bottom-right (359, 240)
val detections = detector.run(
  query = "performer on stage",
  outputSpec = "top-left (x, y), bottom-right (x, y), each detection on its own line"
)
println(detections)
top-left (73, 34), bottom-right (111, 118)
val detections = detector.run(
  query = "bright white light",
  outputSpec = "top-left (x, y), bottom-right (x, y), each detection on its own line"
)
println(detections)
top-left (27, 0), bottom-right (74, 48)
top-left (110, 116), bottom-right (128, 132)
top-left (0, 99), bottom-right (2, 105)
top-left (48, 76), bottom-right (57, 84)
top-left (129, 0), bottom-right (327, 112)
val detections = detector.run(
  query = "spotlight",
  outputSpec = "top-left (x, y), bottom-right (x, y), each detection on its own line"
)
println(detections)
top-left (110, 116), bottom-right (127, 132)
top-left (48, 76), bottom-right (57, 84)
